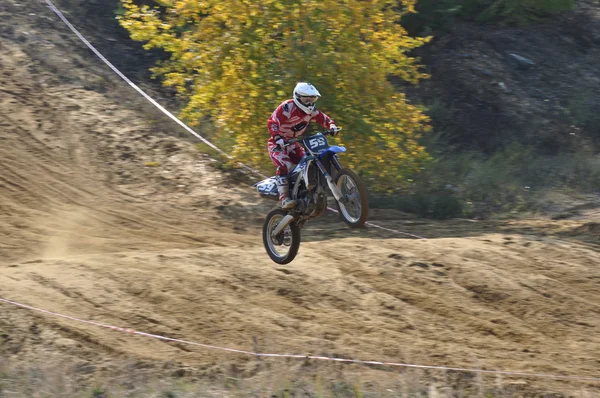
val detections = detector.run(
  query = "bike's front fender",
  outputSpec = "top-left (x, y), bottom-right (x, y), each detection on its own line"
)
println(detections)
top-left (320, 145), bottom-right (346, 157)
top-left (318, 146), bottom-right (346, 174)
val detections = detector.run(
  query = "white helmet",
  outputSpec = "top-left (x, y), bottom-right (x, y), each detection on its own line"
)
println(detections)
top-left (293, 82), bottom-right (321, 114)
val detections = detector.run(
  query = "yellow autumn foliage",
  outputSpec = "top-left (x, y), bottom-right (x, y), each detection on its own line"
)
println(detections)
top-left (119, 0), bottom-right (432, 191)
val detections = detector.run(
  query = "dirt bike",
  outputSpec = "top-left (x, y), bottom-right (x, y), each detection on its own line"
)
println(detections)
top-left (254, 129), bottom-right (369, 264)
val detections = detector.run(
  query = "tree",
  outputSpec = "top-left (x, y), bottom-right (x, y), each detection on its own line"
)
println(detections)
top-left (119, 0), bottom-right (432, 191)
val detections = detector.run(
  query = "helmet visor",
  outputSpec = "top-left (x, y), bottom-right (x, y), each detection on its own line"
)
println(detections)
top-left (299, 95), bottom-right (319, 106)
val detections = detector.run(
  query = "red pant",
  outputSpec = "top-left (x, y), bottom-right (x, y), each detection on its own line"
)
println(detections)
top-left (267, 139), bottom-right (305, 176)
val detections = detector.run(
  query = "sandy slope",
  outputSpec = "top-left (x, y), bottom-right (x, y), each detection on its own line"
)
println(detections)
top-left (1, 1), bottom-right (599, 396)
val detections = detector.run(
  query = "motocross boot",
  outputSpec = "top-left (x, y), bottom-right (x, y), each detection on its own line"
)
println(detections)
top-left (277, 176), bottom-right (297, 209)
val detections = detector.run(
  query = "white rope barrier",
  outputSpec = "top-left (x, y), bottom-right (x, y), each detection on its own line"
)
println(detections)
top-left (1, 297), bottom-right (598, 382)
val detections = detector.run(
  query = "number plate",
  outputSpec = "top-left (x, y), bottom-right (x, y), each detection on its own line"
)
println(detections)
top-left (256, 178), bottom-right (278, 197)
top-left (303, 133), bottom-right (329, 154)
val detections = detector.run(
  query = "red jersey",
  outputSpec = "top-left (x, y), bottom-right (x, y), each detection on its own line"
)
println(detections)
top-left (267, 99), bottom-right (335, 140)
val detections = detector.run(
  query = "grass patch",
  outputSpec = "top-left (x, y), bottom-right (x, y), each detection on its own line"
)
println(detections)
top-left (91, 386), bottom-right (108, 397)
top-left (0, 357), bottom-right (595, 397)
top-left (372, 143), bottom-right (599, 219)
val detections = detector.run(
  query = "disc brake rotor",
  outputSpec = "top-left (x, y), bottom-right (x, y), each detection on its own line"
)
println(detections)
top-left (282, 230), bottom-right (292, 246)
top-left (271, 232), bottom-right (284, 246)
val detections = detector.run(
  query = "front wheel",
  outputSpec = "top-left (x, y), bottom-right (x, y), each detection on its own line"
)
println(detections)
top-left (334, 169), bottom-right (369, 228)
top-left (262, 209), bottom-right (301, 264)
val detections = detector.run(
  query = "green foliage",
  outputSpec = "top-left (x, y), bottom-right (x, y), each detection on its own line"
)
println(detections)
top-left (401, 0), bottom-right (481, 34)
top-left (381, 143), bottom-right (600, 219)
top-left (477, 0), bottom-right (575, 24)
top-left (402, 0), bottom-right (575, 34)
top-left (118, 0), bottom-right (432, 192)
top-left (91, 386), bottom-right (108, 398)
top-left (370, 189), bottom-right (464, 219)
top-left (567, 88), bottom-right (600, 139)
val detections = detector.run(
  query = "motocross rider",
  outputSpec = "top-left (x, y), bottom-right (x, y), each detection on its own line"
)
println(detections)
top-left (267, 82), bottom-right (340, 209)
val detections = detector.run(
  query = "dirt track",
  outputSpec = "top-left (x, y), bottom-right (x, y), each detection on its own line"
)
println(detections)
top-left (1, 1), bottom-right (600, 396)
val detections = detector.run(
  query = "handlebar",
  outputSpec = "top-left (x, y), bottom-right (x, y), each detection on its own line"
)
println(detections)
top-left (286, 128), bottom-right (340, 145)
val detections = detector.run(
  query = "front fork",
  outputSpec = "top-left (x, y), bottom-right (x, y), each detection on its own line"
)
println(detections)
top-left (275, 155), bottom-right (344, 237)
top-left (272, 214), bottom-right (295, 237)
top-left (330, 154), bottom-right (343, 174)
top-left (315, 157), bottom-right (345, 203)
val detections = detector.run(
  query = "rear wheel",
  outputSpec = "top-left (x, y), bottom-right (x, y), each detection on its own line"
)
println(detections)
top-left (334, 169), bottom-right (369, 228)
top-left (262, 209), bottom-right (301, 264)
